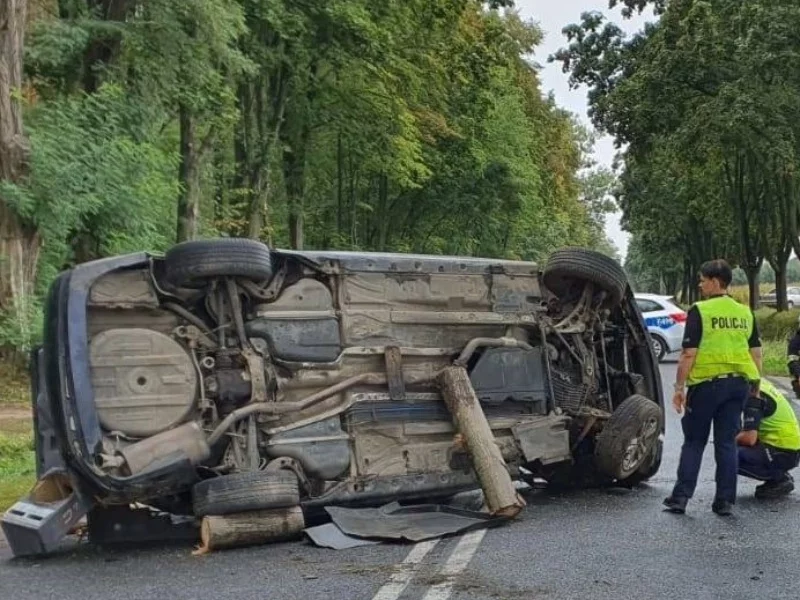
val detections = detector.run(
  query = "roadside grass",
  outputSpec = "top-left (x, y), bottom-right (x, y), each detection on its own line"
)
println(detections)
top-left (762, 339), bottom-right (787, 378)
top-left (0, 361), bottom-right (30, 405)
top-left (0, 419), bottom-right (35, 512)
top-left (728, 283), bottom-right (776, 306)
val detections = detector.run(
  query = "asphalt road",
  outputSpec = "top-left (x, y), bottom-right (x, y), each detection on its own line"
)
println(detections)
top-left (2, 360), bottom-right (799, 600)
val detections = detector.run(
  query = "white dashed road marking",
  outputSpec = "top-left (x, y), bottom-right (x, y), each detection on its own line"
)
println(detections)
top-left (420, 529), bottom-right (487, 600)
top-left (370, 539), bottom-right (440, 600)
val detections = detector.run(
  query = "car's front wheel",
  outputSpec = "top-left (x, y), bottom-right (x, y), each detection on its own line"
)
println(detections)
top-left (649, 334), bottom-right (667, 362)
top-left (542, 248), bottom-right (628, 307)
top-left (594, 395), bottom-right (663, 481)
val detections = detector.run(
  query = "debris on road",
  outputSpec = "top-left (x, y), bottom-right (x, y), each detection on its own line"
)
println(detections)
top-left (193, 506), bottom-right (304, 555)
top-left (438, 365), bottom-right (527, 518)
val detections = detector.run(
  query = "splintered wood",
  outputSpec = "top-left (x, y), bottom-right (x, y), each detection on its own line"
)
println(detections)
top-left (438, 365), bottom-right (525, 518)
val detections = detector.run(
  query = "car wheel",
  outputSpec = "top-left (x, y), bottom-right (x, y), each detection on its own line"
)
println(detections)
top-left (192, 471), bottom-right (299, 516)
top-left (594, 395), bottom-right (663, 481)
top-left (650, 334), bottom-right (667, 362)
top-left (164, 238), bottom-right (273, 288)
top-left (617, 438), bottom-right (663, 488)
top-left (542, 248), bottom-right (628, 307)
top-left (789, 301), bottom-right (795, 309)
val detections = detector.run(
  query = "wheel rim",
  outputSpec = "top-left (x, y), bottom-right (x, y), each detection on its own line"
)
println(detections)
top-left (651, 337), bottom-right (664, 358)
top-left (621, 417), bottom-right (660, 474)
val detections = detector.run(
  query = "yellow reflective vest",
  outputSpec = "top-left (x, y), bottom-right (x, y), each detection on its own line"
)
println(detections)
top-left (758, 379), bottom-right (800, 451)
top-left (688, 296), bottom-right (760, 386)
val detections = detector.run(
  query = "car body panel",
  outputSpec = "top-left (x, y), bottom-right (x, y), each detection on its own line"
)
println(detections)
top-left (635, 293), bottom-right (686, 355)
top-left (3, 246), bottom-right (664, 556)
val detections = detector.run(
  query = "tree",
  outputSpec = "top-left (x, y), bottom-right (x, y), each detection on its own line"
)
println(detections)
top-left (0, 0), bottom-right (37, 357)
top-left (555, 1), bottom-right (800, 310)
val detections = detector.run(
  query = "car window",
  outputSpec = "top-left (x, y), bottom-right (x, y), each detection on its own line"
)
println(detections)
top-left (790, 288), bottom-right (800, 295)
top-left (636, 299), bottom-right (662, 313)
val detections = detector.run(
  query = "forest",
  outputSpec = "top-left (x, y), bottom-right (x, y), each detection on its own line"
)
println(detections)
top-left (555, 0), bottom-right (800, 309)
top-left (0, 0), bottom-right (619, 357)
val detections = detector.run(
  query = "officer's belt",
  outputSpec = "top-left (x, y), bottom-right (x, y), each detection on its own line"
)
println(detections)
top-left (695, 372), bottom-right (747, 383)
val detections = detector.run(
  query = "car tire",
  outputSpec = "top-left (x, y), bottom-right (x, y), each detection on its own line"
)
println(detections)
top-left (164, 238), bottom-right (273, 288)
top-left (192, 471), bottom-right (300, 516)
top-left (649, 333), bottom-right (667, 362)
top-left (594, 395), bottom-right (663, 481)
top-left (789, 301), bottom-right (795, 309)
top-left (618, 438), bottom-right (663, 487)
top-left (542, 247), bottom-right (628, 307)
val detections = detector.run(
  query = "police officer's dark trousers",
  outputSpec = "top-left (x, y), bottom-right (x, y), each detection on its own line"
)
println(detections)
top-left (672, 376), bottom-right (749, 503)
top-left (739, 444), bottom-right (800, 482)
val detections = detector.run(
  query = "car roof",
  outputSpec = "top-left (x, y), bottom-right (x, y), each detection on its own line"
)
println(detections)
top-left (634, 293), bottom-right (675, 301)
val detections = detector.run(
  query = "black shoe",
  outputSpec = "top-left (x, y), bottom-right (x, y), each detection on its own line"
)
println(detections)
top-left (711, 499), bottom-right (733, 516)
top-left (755, 477), bottom-right (795, 499)
top-left (663, 496), bottom-right (687, 514)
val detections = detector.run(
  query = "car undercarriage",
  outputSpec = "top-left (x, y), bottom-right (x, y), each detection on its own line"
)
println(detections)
top-left (2, 240), bottom-right (664, 556)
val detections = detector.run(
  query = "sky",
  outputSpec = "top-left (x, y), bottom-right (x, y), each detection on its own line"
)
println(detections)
top-left (515, 1), bottom-right (657, 261)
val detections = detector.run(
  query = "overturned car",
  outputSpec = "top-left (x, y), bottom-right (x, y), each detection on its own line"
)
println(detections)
top-left (2, 240), bottom-right (663, 556)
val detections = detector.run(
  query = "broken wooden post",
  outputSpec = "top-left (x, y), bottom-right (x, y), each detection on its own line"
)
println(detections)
top-left (438, 365), bottom-right (525, 518)
top-left (193, 506), bottom-right (305, 555)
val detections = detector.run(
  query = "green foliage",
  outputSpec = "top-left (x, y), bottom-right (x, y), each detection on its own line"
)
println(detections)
top-left (0, 425), bottom-right (35, 512)
top-left (756, 309), bottom-right (800, 343)
top-left (6, 84), bottom-right (178, 293)
top-left (0, 431), bottom-right (34, 478)
top-left (557, 1), bottom-right (800, 308)
top-left (762, 339), bottom-right (789, 378)
top-left (0, 1), bottom-right (619, 354)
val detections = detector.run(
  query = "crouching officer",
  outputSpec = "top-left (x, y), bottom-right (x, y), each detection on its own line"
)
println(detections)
top-left (737, 379), bottom-right (800, 498)
top-left (788, 317), bottom-right (800, 399)
top-left (664, 259), bottom-right (762, 517)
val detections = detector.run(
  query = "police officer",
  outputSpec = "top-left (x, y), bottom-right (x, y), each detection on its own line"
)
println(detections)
top-left (663, 259), bottom-right (762, 516)
top-left (737, 378), bottom-right (800, 498)
top-left (787, 316), bottom-right (800, 399)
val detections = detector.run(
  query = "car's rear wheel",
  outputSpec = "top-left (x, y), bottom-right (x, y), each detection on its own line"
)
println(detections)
top-left (594, 395), bottom-right (663, 481)
top-left (164, 238), bottom-right (273, 288)
top-left (542, 248), bottom-right (628, 307)
top-left (649, 333), bottom-right (667, 362)
top-left (192, 471), bottom-right (299, 516)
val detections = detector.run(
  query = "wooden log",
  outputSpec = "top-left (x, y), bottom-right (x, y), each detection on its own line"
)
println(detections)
top-left (438, 365), bottom-right (525, 518)
top-left (193, 506), bottom-right (304, 555)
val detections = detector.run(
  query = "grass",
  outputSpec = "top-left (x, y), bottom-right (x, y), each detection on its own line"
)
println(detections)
top-left (728, 283), bottom-right (777, 306)
top-left (0, 361), bottom-right (30, 405)
top-left (0, 419), bottom-right (35, 512)
top-left (762, 339), bottom-right (788, 378)
top-left (0, 362), bottom-right (35, 510)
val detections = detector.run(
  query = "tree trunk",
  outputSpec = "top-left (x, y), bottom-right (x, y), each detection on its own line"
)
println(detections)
top-left (437, 365), bottom-right (525, 518)
top-left (376, 173), bottom-right (389, 251)
top-left (0, 0), bottom-right (40, 357)
top-left (194, 506), bottom-right (304, 555)
top-left (283, 129), bottom-right (308, 250)
top-left (336, 131), bottom-right (343, 240)
top-left (81, 0), bottom-right (131, 93)
top-left (176, 105), bottom-right (201, 242)
top-left (774, 266), bottom-right (788, 312)
top-left (744, 265), bottom-right (760, 310)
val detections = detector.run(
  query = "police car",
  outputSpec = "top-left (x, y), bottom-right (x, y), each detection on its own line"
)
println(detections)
top-left (634, 293), bottom-right (687, 361)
